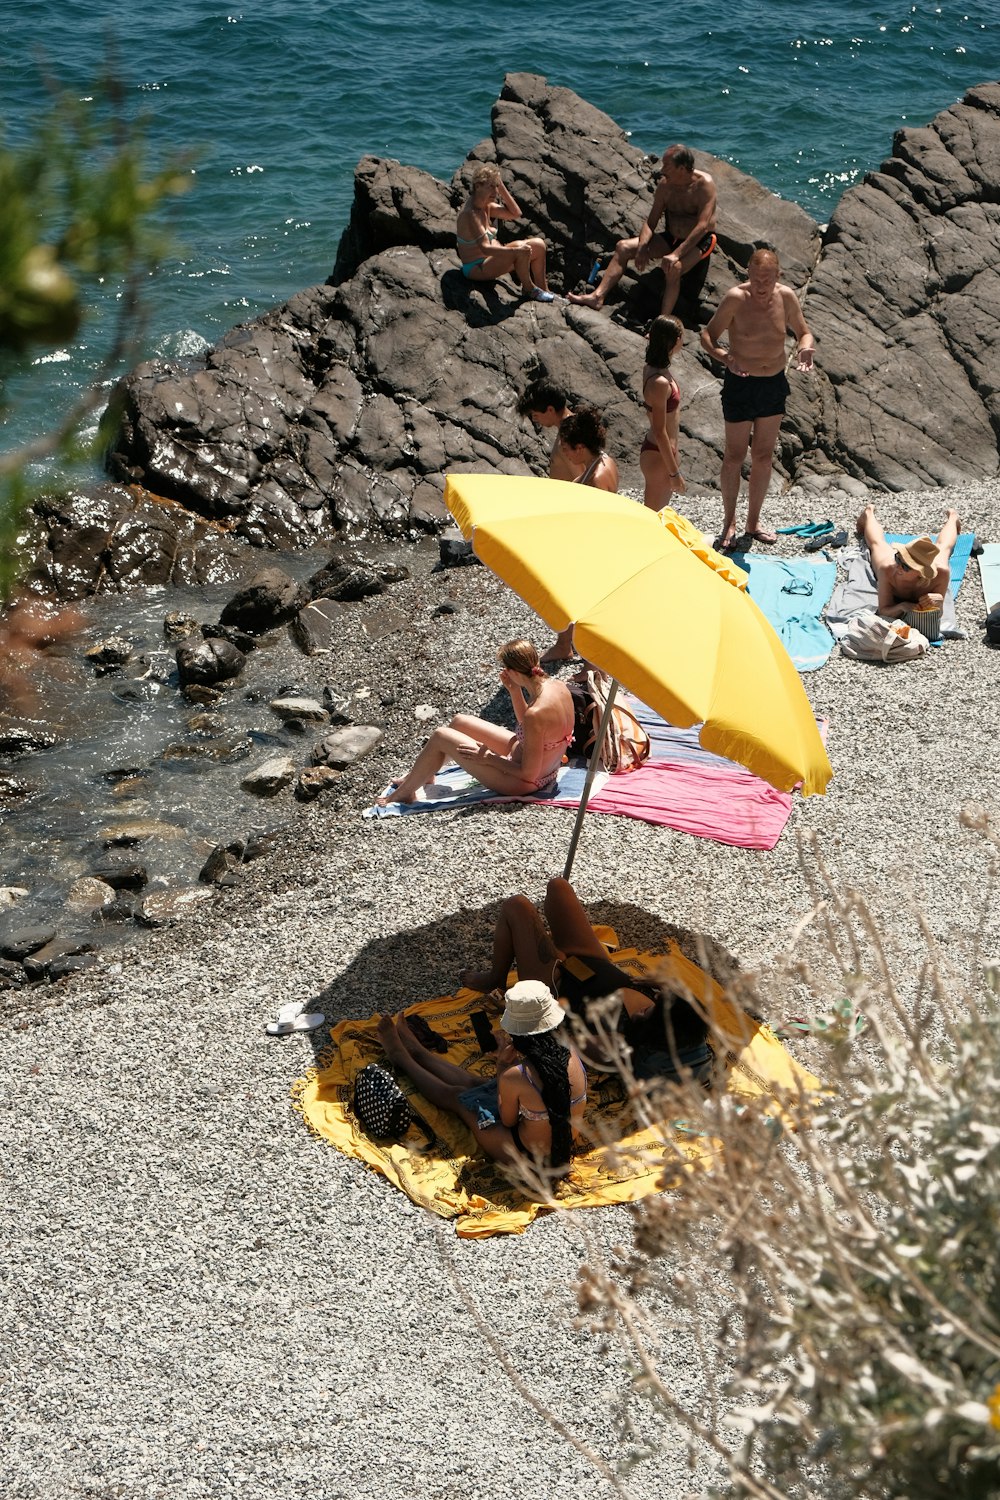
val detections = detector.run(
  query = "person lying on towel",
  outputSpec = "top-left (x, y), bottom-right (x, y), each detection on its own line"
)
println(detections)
top-left (460, 878), bottom-right (712, 1085)
top-left (378, 980), bottom-right (586, 1174)
top-left (376, 638), bottom-right (574, 805)
top-left (857, 504), bottom-right (961, 619)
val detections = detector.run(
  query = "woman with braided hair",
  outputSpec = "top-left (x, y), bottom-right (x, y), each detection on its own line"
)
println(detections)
top-left (377, 980), bottom-right (585, 1172)
top-left (376, 639), bottom-right (574, 805)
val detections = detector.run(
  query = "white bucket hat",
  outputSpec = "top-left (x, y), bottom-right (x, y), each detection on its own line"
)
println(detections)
top-left (500, 979), bottom-right (565, 1036)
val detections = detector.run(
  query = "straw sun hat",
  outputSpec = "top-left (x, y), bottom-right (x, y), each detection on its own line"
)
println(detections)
top-left (500, 979), bottom-right (565, 1036)
top-left (895, 535), bottom-right (938, 586)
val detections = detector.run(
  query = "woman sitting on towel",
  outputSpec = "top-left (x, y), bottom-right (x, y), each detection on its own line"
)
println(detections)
top-left (857, 504), bottom-right (961, 619)
top-left (376, 639), bottom-right (574, 805)
top-left (377, 980), bottom-right (586, 1172)
top-left (460, 878), bottom-right (712, 1086)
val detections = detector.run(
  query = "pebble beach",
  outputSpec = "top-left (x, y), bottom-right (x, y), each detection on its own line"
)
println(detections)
top-left (4, 475), bottom-right (999, 1499)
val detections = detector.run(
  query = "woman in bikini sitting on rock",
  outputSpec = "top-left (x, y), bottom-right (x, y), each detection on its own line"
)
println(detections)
top-left (639, 315), bottom-right (687, 512)
top-left (455, 164), bottom-right (554, 302)
top-left (540, 406), bottom-right (620, 662)
top-left (378, 980), bottom-right (586, 1174)
top-left (376, 638), bottom-right (574, 805)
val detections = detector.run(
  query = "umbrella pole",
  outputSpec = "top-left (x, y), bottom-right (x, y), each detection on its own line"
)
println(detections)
top-left (562, 676), bottom-right (619, 882)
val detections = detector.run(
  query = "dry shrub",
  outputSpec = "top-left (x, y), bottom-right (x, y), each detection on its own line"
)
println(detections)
top-left (561, 835), bottom-right (1000, 1498)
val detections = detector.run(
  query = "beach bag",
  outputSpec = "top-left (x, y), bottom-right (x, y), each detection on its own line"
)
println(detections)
top-left (580, 669), bottom-right (651, 773)
top-left (840, 610), bottom-right (928, 663)
top-left (986, 603), bottom-right (1000, 646)
top-left (352, 1063), bottom-right (436, 1145)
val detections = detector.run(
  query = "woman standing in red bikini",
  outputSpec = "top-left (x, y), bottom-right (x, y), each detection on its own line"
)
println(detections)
top-left (639, 315), bottom-right (686, 512)
top-left (376, 639), bottom-right (574, 805)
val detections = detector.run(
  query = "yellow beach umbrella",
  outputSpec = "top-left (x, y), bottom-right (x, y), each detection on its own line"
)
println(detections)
top-left (446, 473), bottom-right (832, 805)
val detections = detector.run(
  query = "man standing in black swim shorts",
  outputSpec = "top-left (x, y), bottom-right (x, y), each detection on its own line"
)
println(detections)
top-left (567, 144), bottom-right (717, 320)
top-left (700, 247), bottom-right (814, 549)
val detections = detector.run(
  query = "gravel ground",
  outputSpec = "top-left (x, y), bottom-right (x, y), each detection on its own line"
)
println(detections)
top-left (3, 478), bottom-right (999, 1499)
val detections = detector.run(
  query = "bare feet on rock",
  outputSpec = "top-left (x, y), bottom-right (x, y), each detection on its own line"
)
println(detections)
top-left (566, 290), bottom-right (604, 309)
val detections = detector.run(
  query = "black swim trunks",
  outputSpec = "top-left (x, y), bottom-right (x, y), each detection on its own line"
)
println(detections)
top-left (721, 369), bottom-right (790, 425)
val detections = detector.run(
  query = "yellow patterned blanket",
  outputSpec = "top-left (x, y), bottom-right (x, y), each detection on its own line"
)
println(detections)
top-left (293, 938), bottom-right (821, 1238)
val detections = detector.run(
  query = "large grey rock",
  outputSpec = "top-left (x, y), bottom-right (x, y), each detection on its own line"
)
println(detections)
top-left (797, 81), bottom-right (1000, 488)
top-left (99, 72), bottom-right (1000, 548)
top-left (311, 725), bottom-right (383, 769)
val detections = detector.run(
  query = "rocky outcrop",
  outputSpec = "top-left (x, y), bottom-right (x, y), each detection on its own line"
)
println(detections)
top-left (24, 483), bottom-right (246, 600)
top-left (797, 81), bottom-right (1000, 491)
top-left (101, 73), bottom-right (1000, 554)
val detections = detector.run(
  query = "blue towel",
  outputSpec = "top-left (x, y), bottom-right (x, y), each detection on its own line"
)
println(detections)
top-left (886, 531), bottom-right (974, 594)
top-left (978, 543), bottom-right (1000, 610)
top-left (728, 556), bottom-right (837, 672)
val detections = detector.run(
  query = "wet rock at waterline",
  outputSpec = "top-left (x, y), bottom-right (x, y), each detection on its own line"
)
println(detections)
top-left (219, 567), bottom-right (307, 635)
top-left (292, 599), bottom-right (346, 656)
top-left (175, 637), bottom-right (247, 688)
top-left (242, 756), bottom-right (296, 796)
top-left (269, 696), bottom-right (329, 723)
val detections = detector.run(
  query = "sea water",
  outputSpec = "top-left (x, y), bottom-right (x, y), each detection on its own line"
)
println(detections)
top-left (0, 0), bottom-right (997, 468)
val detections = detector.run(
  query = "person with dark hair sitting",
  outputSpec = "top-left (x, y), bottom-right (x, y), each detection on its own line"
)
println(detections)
top-left (377, 979), bottom-right (586, 1173)
top-left (460, 879), bottom-right (713, 1086)
top-left (568, 144), bottom-right (717, 320)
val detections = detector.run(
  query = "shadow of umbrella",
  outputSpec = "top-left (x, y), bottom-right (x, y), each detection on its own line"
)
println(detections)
top-left (303, 897), bottom-right (746, 1039)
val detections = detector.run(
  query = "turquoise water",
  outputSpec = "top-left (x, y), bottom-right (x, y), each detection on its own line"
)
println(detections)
top-left (1, 0), bottom-right (997, 464)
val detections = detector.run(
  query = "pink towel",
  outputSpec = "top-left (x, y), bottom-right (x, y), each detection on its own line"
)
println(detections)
top-left (579, 758), bottom-right (793, 851)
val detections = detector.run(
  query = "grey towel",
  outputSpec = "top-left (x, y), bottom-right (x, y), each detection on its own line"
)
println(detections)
top-left (825, 543), bottom-right (960, 640)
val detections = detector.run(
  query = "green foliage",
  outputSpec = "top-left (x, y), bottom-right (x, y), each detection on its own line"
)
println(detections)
top-left (0, 80), bottom-right (189, 601)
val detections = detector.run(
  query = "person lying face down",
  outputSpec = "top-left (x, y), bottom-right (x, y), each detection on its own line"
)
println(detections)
top-left (377, 980), bottom-right (587, 1174)
top-left (460, 878), bottom-right (713, 1085)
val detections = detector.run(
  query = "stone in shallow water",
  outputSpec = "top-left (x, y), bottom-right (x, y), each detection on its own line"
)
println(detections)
top-left (176, 637), bottom-right (246, 687)
top-left (66, 877), bottom-right (116, 913)
top-left (242, 756), bottom-right (296, 795)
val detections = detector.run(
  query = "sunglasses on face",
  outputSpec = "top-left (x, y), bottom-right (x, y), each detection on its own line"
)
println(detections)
top-left (895, 554), bottom-right (915, 572)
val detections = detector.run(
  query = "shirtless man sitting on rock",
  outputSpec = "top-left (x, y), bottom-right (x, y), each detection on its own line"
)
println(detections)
top-left (567, 144), bottom-right (717, 320)
top-left (700, 247), bottom-right (814, 549)
top-left (517, 377), bottom-right (576, 481)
